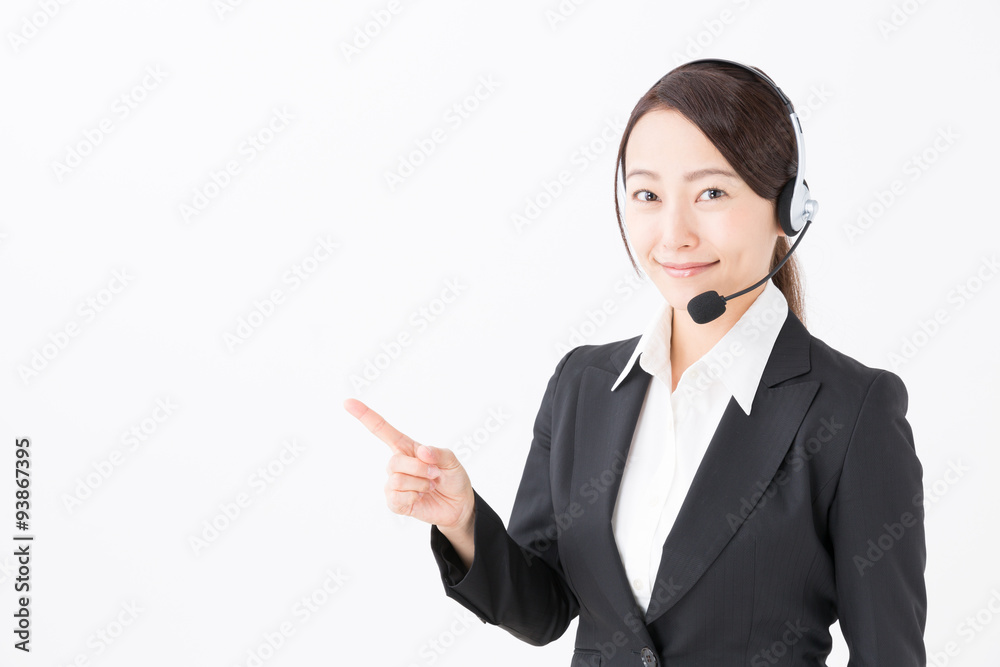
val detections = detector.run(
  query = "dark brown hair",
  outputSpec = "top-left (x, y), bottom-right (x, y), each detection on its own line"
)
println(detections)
top-left (613, 61), bottom-right (807, 327)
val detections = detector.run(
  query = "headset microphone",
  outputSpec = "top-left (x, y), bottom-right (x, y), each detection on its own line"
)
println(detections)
top-left (678, 59), bottom-right (820, 325)
top-left (686, 217), bottom-right (813, 324)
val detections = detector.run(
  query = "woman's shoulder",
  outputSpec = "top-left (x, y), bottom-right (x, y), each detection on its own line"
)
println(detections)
top-left (785, 323), bottom-right (912, 433)
top-left (550, 316), bottom-right (910, 406)
top-left (599, 317), bottom-right (905, 396)
top-left (550, 334), bottom-right (643, 378)
top-left (803, 325), bottom-right (909, 400)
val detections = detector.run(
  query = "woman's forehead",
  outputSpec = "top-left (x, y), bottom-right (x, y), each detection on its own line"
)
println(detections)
top-left (626, 116), bottom-right (732, 180)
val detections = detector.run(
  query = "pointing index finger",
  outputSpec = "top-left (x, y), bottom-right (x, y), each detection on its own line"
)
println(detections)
top-left (343, 398), bottom-right (416, 457)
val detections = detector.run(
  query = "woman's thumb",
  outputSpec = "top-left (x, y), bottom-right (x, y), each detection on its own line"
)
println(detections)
top-left (416, 443), bottom-right (456, 469)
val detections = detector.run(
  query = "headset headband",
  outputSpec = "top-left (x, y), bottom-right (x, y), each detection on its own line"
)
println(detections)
top-left (677, 58), bottom-right (818, 235)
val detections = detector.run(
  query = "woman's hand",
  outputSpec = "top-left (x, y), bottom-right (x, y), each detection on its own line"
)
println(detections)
top-left (343, 398), bottom-right (475, 533)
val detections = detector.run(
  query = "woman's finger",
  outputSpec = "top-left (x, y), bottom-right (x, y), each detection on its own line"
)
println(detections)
top-left (386, 471), bottom-right (436, 495)
top-left (386, 489), bottom-right (424, 516)
top-left (414, 442), bottom-right (461, 471)
top-left (343, 398), bottom-right (417, 457)
top-left (386, 452), bottom-right (442, 479)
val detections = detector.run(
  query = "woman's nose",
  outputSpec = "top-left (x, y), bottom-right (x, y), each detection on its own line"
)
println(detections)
top-left (654, 203), bottom-right (699, 249)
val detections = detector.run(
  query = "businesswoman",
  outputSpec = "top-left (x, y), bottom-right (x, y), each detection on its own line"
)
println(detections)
top-left (345, 59), bottom-right (926, 666)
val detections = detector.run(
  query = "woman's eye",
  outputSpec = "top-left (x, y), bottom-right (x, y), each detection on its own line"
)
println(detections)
top-left (631, 188), bottom-right (725, 203)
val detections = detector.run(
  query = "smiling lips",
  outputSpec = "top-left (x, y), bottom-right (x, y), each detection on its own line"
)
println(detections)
top-left (659, 260), bottom-right (718, 278)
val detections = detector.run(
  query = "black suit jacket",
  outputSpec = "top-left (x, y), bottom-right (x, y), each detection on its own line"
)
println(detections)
top-left (429, 307), bottom-right (926, 666)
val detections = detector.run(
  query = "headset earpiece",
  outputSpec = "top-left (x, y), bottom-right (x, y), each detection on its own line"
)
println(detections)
top-left (778, 178), bottom-right (814, 237)
top-left (777, 178), bottom-right (798, 237)
top-left (684, 58), bottom-right (818, 238)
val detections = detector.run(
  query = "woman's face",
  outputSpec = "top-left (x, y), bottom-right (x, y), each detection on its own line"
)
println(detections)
top-left (623, 108), bottom-right (784, 317)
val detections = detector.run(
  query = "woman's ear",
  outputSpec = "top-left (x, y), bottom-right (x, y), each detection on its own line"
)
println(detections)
top-left (773, 214), bottom-right (787, 238)
top-left (774, 204), bottom-right (788, 238)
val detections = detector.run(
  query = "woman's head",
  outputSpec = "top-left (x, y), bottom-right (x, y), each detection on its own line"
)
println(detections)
top-left (614, 60), bottom-right (806, 326)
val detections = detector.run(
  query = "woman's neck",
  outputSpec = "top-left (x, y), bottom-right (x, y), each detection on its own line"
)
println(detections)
top-left (668, 283), bottom-right (764, 392)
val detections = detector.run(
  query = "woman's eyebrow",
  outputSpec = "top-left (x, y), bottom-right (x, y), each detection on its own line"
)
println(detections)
top-left (625, 168), bottom-right (659, 181)
top-left (625, 167), bottom-right (739, 182)
top-left (683, 167), bottom-right (739, 182)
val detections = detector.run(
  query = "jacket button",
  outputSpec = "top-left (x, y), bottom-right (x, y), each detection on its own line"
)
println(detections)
top-left (640, 647), bottom-right (658, 667)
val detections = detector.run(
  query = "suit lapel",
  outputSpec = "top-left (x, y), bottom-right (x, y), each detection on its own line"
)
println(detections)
top-left (569, 359), bottom-right (652, 637)
top-left (570, 307), bottom-right (819, 629)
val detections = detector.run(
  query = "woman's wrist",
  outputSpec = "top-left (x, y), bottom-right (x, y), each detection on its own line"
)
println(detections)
top-left (437, 509), bottom-right (476, 571)
top-left (438, 512), bottom-right (474, 544)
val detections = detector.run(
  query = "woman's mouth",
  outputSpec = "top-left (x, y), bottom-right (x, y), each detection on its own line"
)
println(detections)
top-left (659, 261), bottom-right (718, 278)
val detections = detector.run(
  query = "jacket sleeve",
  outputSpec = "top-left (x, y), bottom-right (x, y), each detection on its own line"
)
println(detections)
top-left (428, 348), bottom-right (581, 646)
top-left (829, 369), bottom-right (927, 665)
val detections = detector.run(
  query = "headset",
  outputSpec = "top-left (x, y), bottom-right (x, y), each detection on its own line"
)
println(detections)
top-left (649, 58), bottom-right (820, 323)
top-left (683, 58), bottom-right (818, 237)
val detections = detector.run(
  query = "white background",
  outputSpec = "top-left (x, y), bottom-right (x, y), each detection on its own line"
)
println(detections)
top-left (1, 0), bottom-right (998, 665)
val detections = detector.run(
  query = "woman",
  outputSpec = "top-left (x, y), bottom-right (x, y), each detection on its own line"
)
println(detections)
top-left (344, 59), bottom-right (926, 666)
